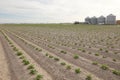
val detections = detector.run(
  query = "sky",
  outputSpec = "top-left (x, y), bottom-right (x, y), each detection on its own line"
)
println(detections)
top-left (0, 0), bottom-right (120, 23)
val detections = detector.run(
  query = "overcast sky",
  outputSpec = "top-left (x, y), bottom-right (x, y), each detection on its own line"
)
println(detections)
top-left (0, 0), bottom-right (120, 23)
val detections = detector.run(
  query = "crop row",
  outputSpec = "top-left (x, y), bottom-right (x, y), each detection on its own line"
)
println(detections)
top-left (10, 30), bottom-right (120, 78)
top-left (5, 30), bottom-right (96, 80)
top-left (1, 30), bottom-right (43, 80)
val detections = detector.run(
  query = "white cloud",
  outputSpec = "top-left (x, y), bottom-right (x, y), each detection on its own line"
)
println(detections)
top-left (0, 0), bottom-right (120, 23)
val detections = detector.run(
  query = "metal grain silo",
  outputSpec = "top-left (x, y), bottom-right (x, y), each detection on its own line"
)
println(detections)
top-left (97, 16), bottom-right (105, 24)
top-left (106, 14), bottom-right (116, 24)
top-left (91, 16), bottom-right (97, 24)
top-left (85, 17), bottom-right (91, 24)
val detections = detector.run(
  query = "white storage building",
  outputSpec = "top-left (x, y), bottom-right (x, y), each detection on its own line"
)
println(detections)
top-left (91, 16), bottom-right (97, 24)
top-left (106, 14), bottom-right (116, 24)
top-left (85, 17), bottom-right (91, 24)
top-left (97, 16), bottom-right (105, 24)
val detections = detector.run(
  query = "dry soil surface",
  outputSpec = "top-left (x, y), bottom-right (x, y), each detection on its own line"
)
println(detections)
top-left (0, 39), bottom-right (11, 80)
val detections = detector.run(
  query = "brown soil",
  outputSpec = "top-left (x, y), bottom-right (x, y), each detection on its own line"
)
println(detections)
top-left (0, 34), bottom-right (10, 80)
top-left (5, 29), bottom-right (86, 80)
top-left (0, 33), bottom-right (32, 80)
top-left (6, 30), bottom-right (120, 80)
top-left (34, 38), bottom-right (120, 70)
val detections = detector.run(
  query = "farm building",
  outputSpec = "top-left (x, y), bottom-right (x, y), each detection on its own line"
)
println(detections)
top-left (116, 20), bottom-right (120, 25)
top-left (97, 16), bottom-right (105, 24)
top-left (90, 16), bottom-right (97, 24)
top-left (85, 17), bottom-right (91, 24)
top-left (106, 14), bottom-right (116, 24)
top-left (84, 14), bottom-right (116, 25)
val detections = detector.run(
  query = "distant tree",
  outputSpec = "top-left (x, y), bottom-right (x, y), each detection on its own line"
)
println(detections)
top-left (74, 21), bottom-right (80, 24)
